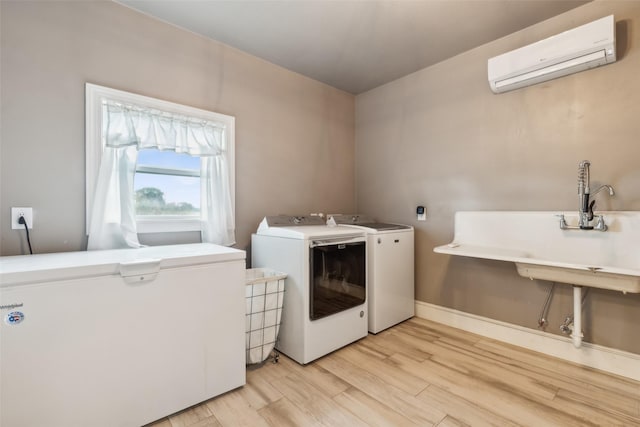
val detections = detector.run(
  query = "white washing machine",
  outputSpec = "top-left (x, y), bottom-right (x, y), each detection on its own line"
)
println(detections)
top-left (251, 215), bottom-right (368, 364)
top-left (330, 214), bottom-right (415, 333)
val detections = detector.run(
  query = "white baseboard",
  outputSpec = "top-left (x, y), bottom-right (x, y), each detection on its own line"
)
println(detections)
top-left (414, 300), bottom-right (640, 382)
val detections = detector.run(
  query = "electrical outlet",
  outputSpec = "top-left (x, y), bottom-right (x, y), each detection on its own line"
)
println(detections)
top-left (11, 207), bottom-right (33, 230)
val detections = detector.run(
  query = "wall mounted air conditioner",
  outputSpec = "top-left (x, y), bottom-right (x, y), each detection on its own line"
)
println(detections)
top-left (488, 15), bottom-right (616, 94)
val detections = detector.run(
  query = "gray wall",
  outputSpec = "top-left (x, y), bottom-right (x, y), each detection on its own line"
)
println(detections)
top-left (355, 1), bottom-right (640, 354)
top-left (0, 1), bottom-right (355, 256)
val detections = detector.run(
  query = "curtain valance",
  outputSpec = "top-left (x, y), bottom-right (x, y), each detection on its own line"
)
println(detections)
top-left (104, 101), bottom-right (226, 156)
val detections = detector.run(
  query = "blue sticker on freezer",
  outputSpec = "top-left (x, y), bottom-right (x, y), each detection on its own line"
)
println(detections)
top-left (5, 311), bottom-right (25, 325)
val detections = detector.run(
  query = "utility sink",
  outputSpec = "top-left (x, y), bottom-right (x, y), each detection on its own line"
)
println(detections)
top-left (434, 211), bottom-right (640, 294)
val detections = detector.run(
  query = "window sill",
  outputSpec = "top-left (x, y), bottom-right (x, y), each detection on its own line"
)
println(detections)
top-left (136, 216), bottom-right (201, 234)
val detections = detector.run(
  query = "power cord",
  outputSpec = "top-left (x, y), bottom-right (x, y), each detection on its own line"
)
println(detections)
top-left (18, 216), bottom-right (33, 255)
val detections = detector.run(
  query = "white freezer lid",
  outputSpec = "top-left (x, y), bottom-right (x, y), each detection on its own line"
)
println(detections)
top-left (0, 243), bottom-right (245, 287)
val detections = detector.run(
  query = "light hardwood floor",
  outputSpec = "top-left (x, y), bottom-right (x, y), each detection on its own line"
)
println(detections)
top-left (148, 318), bottom-right (640, 427)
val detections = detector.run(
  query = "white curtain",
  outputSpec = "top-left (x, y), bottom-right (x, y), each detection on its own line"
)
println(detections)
top-left (87, 101), bottom-right (235, 250)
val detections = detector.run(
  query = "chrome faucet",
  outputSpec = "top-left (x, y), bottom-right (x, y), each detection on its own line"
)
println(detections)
top-left (559, 160), bottom-right (614, 231)
top-left (577, 160), bottom-right (593, 229)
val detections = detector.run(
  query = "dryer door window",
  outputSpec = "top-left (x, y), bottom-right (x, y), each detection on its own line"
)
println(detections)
top-left (309, 241), bottom-right (366, 320)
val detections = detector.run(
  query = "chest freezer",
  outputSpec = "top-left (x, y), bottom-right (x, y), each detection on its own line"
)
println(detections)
top-left (0, 243), bottom-right (246, 427)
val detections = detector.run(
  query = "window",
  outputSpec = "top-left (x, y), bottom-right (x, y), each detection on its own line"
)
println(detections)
top-left (134, 149), bottom-right (202, 232)
top-left (135, 150), bottom-right (201, 216)
top-left (85, 83), bottom-right (235, 249)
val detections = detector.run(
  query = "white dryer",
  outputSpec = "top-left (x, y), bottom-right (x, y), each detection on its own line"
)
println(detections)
top-left (252, 216), bottom-right (368, 364)
top-left (330, 215), bottom-right (415, 333)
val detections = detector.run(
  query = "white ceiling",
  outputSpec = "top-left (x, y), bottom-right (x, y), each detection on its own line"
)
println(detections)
top-left (118, 0), bottom-right (590, 94)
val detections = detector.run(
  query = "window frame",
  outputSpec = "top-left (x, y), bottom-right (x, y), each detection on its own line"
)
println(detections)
top-left (85, 83), bottom-right (235, 235)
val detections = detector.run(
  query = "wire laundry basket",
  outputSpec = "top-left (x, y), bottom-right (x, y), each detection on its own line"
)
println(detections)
top-left (245, 268), bottom-right (287, 364)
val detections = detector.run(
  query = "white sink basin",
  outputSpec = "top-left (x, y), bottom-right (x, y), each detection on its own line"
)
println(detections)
top-left (434, 211), bottom-right (640, 293)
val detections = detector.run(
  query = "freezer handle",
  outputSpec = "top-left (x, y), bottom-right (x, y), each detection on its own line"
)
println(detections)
top-left (119, 259), bottom-right (161, 284)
